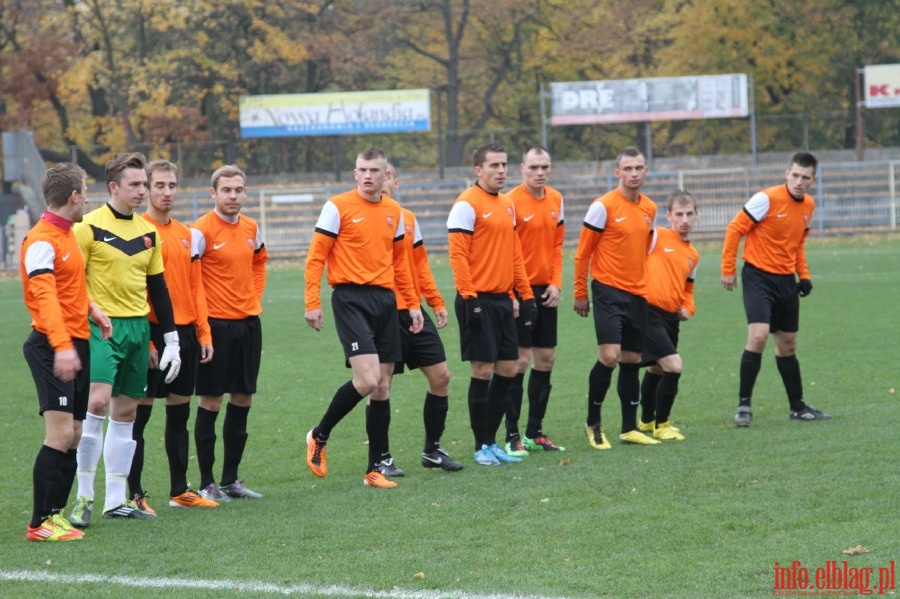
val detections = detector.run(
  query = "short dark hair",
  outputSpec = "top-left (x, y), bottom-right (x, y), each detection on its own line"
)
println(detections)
top-left (667, 189), bottom-right (698, 212)
top-left (791, 152), bottom-right (818, 174)
top-left (210, 164), bottom-right (246, 190)
top-left (147, 159), bottom-right (178, 185)
top-left (358, 147), bottom-right (387, 163)
top-left (106, 152), bottom-right (147, 186)
top-left (522, 144), bottom-right (549, 163)
top-left (615, 146), bottom-right (645, 168)
top-left (473, 142), bottom-right (506, 167)
top-left (42, 163), bottom-right (86, 208)
top-left (386, 162), bottom-right (398, 179)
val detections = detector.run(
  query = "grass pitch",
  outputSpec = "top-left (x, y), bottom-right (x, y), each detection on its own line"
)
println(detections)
top-left (0, 235), bottom-right (897, 598)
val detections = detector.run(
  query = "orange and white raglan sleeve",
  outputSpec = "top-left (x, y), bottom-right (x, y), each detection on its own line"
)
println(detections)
top-left (573, 200), bottom-right (606, 301)
top-left (304, 201), bottom-right (340, 312)
top-left (252, 224), bottom-right (268, 305)
top-left (23, 239), bottom-right (73, 352)
top-left (512, 231), bottom-right (534, 301)
top-left (550, 196), bottom-right (565, 290)
top-left (393, 211), bottom-right (420, 312)
top-left (412, 219), bottom-right (445, 312)
top-left (447, 200), bottom-right (477, 299)
top-left (189, 228), bottom-right (212, 345)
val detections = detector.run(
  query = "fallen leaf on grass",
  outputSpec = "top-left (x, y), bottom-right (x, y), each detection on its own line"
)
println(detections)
top-left (559, 458), bottom-right (571, 465)
top-left (415, 572), bottom-right (425, 580)
top-left (842, 545), bottom-right (870, 555)
top-left (540, 497), bottom-right (550, 503)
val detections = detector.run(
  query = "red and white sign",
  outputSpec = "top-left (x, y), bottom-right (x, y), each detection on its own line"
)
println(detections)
top-left (864, 64), bottom-right (900, 108)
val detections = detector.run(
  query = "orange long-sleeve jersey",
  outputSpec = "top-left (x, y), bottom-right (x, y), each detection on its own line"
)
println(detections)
top-left (646, 227), bottom-right (699, 315)
top-left (192, 210), bottom-right (268, 320)
top-left (304, 189), bottom-right (419, 312)
top-left (142, 213), bottom-right (211, 344)
top-left (447, 184), bottom-right (533, 300)
top-left (721, 184), bottom-right (814, 278)
top-left (573, 188), bottom-right (657, 300)
top-left (508, 183), bottom-right (565, 289)
top-left (20, 211), bottom-right (91, 350)
top-left (395, 207), bottom-right (445, 312)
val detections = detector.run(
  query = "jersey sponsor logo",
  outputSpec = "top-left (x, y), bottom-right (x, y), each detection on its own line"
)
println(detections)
top-left (103, 235), bottom-right (117, 242)
top-left (213, 242), bottom-right (227, 250)
top-left (614, 216), bottom-right (627, 223)
top-left (61, 252), bottom-right (71, 261)
top-left (776, 213), bottom-right (788, 218)
top-left (352, 217), bottom-right (365, 223)
top-left (523, 214), bottom-right (535, 222)
top-left (482, 212), bottom-right (493, 219)
top-left (664, 247), bottom-right (676, 253)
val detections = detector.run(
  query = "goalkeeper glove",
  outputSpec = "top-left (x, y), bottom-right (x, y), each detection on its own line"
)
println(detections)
top-left (464, 298), bottom-right (482, 330)
top-left (159, 331), bottom-right (182, 384)
top-left (797, 279), bottom-right (813, 297)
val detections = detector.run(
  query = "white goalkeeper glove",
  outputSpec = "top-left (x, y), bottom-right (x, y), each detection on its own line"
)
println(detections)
top-left (159, 331), bottom-right (182, 384)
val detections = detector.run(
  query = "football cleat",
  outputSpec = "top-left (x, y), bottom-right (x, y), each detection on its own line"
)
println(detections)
top-left (132, 493), bottom-right (156, 516)
top-left (68, 496), bottom-right (93, 528)
top-left (734, 405), bottom-right (752, 427)
top-left (27, 517), bottom-right (84, 542)
top-left (619, 430), bottom-right (662, 445)
top-left (199, 483), bottom-right (232, 504)
top-left (376, 457), bottom-right (406, 477)
top-left (585, 423), bottom-right (611, 450)
top-left (421, 448), bottom-right (463, 471)
top-left (220, 481), bottom-right (263, 499)
top-left (169, 489), bottom-right (220, 508)
top-left (364, 471), bottom-right (397, 488)
top-left (653, 421), bottom-right (685, 441)
top-left (306, 429), bottom-right (327, 477)
top-left (504, 436), bottom-right (529, 457)
top-left (474, 445), bottom-right (501, 466)
top-left (790, 405), bottom-right (832, 421)
top-left (488, 443), bottom-right (522, 463)
top-left (102, 500), bottom-right (156, 519)
top-left (523, 434), bottom-right (565, 452)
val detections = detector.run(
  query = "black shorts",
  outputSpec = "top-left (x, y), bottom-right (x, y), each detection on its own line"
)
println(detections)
top-left (591, 280), bottom-right (648, 353)
top-left (394, 310), bottom-right (447, 374)
top-left (515, 285), bottom-right (558, 349)
top-left (196, 316), bottom-right (262, 396)
top-left (741, 262), bottom-right (800, 333)
top-left (332, 284), bottom-right (401, 363)
top-left (455, 292), bottom-right (518, 363)
top-left (641, 304), bottom-right (681, 365)
top-left (146, 323), bottom-right (200, 398)
top-left (23, 331), bottom-right (90, 420)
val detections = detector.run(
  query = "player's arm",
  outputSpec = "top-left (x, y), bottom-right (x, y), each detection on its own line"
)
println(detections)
top-left (548, 197), bottom-right (566, 300)
top-left (447, 201), bottom-right (477, 299)
top-left (393, 213), bottom-right (423, 332)
top-left (304, 201), bottom-right (339, 330)
top-left (722, 193), bottom-right (766, 289)
top-left (189, 229), bottom-right (213, 362)
top-left (252, 226), bottom-right (268, 303)
top-left (573, 201), bottom-right (606, 316)
top-left (147, 272), bottom-right (181, 383)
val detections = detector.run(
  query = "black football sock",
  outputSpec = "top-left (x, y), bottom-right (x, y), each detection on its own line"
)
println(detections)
top-left (525, 369), bottom-right (552, 438)
top-left (467, 377), bottom-right (491, 449)
top-left (194, 406), bottom-right (219, 489)
top-left (587, 361), bottom-right (614, 426)
top-left (775, 355), bottom-right (805, 411)
top-left (618, 363), bottom-right (641, 434)
top-left (366, 399), bottom-right (393, 461)
top-left (127, 404), bottom-right (153, 498)
top-left (221, 402), bottom-right (250, 487)
top-left (55, 449), bottom-right (77, 514)
top-left (366, 399), bottom-right (390, 473)
top-left (423, 392), bottom-right (448, 453)
top-left (31, 445), bottom-right (66, 527)
top-left (504, 372), bottom-right (525, 441)
top-left (739, 350), bottom-right (762, 406)
top-left (486, 373), bottom-right (515, 446)
top-left (655, 371), bottom-right (681, 424)
top-left (165, 402), bottom-right (191, 497)
top-left (640, 371), bottom-right (662, 424)
top-left (316, 379), bottom-right (365, 441)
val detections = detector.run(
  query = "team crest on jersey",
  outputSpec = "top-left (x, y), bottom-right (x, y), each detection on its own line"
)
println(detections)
top-left (181, 238), bottom-right (190, 249)
top-left (644, 215), bottom-right (653, 227)
top-left (247, 237), bottom-right (254, 248)
top-left (688, 258), bottom-right (695, 269)
top-left (551, 211), bottom-right (558, 219)
top-left (405, 224), bottom-right (413, 235)
top-left (143, 235), bottom-right (153, 248)
top-left (386, 216), bottom-right (394, 229)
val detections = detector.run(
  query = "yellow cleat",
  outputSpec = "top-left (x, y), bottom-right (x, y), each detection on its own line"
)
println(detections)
top-left (653, 421), bottom-right (685, 441)
top-left (585, 423), bottom-right (611, 450)
top-left (619, 430), bottom-right (662, 445)
top-left (637, 419), bottom-right (655, 433)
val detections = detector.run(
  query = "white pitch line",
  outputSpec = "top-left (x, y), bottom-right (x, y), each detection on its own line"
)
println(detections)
top-left (0, 569), bottom-right (578, 599)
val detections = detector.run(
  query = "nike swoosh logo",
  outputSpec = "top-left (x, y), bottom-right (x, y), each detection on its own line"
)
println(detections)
top-left (61, 253), bottom-right (71, 261)
top-left (422, 454), bottom-right (442, 464)
top-left (663, 248), bottom-right (675, 253)
top-left (213, 242), bottom-right (226, 250)
top-left (523, 215), bottom-right (535, 222)
top-left (482, 212), bottom-right (493, 218)
top-left (103, 236), bottom-right (116, 242)
top-left (352, 217), bottom-right (365, 223)
top-left (630, 400), bottom-right (640, 406)
top-left (615, 217), bottom-right (627, 222)
top-left (776, 213), bottom-right (787, 218)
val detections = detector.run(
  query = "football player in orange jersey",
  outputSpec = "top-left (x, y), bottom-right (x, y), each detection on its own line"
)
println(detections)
top-left (722, 152), bottom-right (830, 426)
